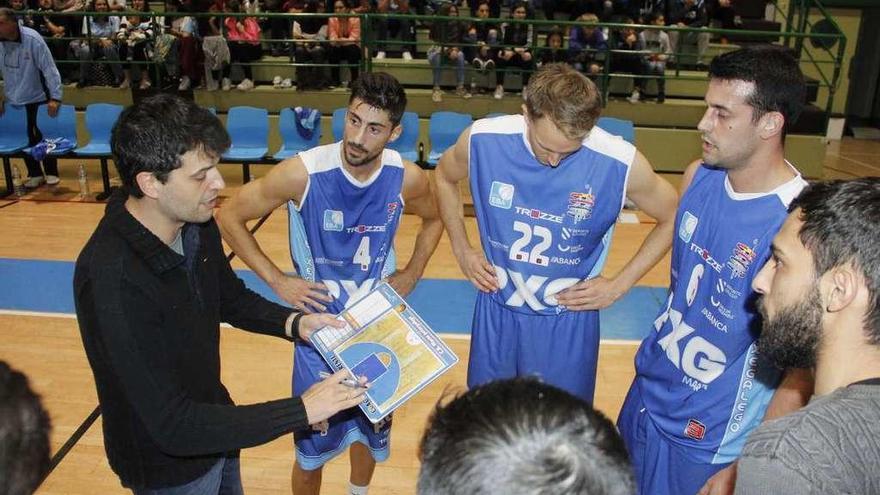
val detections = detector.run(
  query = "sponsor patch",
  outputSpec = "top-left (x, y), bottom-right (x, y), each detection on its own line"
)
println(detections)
top-left (489, 181), bottom-right (514, 209)
top-left (685, 419), bottom-right (706, 440)
top-left (679, 211), bottom-right (699, 243)
top-left (323, 210), bottom-right (344, 231)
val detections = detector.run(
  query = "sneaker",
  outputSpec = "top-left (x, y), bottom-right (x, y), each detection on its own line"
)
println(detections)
top-left (237, 78), bottom-right (255, 91)
top-left (280, 78), bottom-right (293, 88)
top-left (178, 75), bottom-right (191, 91)
top-left (455, 85), bottom-right (472, 99)
top-left (493, 85), bottom-right (504, 100)
top-left (221, 77), bottom-right (232, 91)
top-left (402, 51), bottom-right (413, 61)
top-left (432, 88), bottom-right (442, 103)
top-left (484, 59), bottom-right (495, 70)
top-left (627, 89), bottom-right (640, 103)
top-left (272, 75), bottom-right (283, 88)
top-left (24, 176), bottom-right (45, 188)
top-left (45, 174), bottom-right (60, 185)
top-left (207, 78), bottom-right (219, 91)
top-left (472, 57), bottom-right (484, 70)
top-left (470, 82), bottom-right (478, 93)
top-left (376, 51), bottom-right (386, 59)
top-left (138, 78), bottom-right (151, 90)
top-left (657, 93), bottom-right (666, 104)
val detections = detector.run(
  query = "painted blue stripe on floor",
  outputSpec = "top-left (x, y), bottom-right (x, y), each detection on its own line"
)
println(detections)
top-left (0, 258), bottom-right (664, 340)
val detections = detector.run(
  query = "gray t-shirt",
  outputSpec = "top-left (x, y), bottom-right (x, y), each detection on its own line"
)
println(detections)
top-left (735, 379), bottom-right (880, 495)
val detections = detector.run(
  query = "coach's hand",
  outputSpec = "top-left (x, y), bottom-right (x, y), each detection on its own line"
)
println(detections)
top-left (301, 369), bottom-right (369, 425)
top-left (387, 268), bottom-right (419, 297)
top-left (555, 276), bottom-right (626, 311)
top-left (297, 313), bottom-right (345, 342)
top-left (457, 247), bottom-right (498, 293)
top-left (271, 275), bottom-right (333, 313)
top-left (698, 462), bottom-right (737, 495)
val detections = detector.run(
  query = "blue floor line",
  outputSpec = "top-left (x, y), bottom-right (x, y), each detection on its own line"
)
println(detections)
top-left (0, 258), bottom-right (664, 340)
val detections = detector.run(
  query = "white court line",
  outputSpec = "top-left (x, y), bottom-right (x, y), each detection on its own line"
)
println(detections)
top-left (0, 310), bottom-right (643, 345)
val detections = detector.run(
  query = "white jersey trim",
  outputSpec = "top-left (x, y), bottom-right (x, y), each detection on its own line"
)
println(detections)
top-left (723, 161), bottom-right (807, 207)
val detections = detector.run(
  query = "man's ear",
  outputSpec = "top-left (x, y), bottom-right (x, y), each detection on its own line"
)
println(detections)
top-left (824, 264), bottom-right (859, 313)
top-left (389, 122), bottom-right (403, 143)
top-left (135, 171), bottom-right (161, 199)
top-left (759, 112), bottom-right (785, 140)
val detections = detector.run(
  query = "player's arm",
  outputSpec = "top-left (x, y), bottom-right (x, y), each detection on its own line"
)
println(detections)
top-left (557, 151), bottom-right (678, 311)
top-left (386, 161), bottom-right (444, 297)
top-left (698, 369), bottom-right (813, 495)
top-left (435, 126), bottom-right (498, 292)
top-left (216, 157), bottom-right (332, 312)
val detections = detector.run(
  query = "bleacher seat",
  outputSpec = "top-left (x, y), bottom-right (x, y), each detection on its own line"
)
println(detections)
top-left (596, 117), bottom-right (635, 145)
top-left (388, 111), bottom-right (420, 162)
top-left (274, 108), bottom-right (322, 160)
top-left (221, 106), bottom-right (270, 183)
top-left (427, 111), bottom-right (473, 166)
top-left (75, 103), bottom-right (124, 200)
top-left (0, 104), bottom-right (29, 198)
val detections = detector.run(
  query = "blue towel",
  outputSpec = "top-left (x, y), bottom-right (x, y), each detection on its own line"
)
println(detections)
top-left (293, 106), bottom-right (320, 141)
top-left (29, 138), bottom-right (75, 161)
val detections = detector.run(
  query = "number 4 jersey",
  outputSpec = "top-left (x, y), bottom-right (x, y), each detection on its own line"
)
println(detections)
top-left (469, 114), bottom-right (634, 316)
top-left (634, 164), bottom-right (806, 464)
top-left (288, 142), bottom-right (404, 314)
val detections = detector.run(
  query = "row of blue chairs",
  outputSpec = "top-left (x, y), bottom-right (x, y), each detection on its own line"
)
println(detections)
top-left (1, 102), bottom-right (635, 196)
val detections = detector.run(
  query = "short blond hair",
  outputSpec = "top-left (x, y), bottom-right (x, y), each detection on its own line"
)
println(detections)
top-left (578, 12), bottom-right (599, 23)
top-left (525, 63), bottom-right (602, 140)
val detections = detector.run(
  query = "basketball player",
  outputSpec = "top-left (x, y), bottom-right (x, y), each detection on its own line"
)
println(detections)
top-left (217, 72), bottom-right (442, 495)
top-left (617, 46), bottom-right (814, 495)
top-left (434, 63), bottom-right (678, 403)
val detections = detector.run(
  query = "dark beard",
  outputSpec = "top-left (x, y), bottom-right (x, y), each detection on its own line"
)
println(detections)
top-left (756, 287), bottom-right (823, 370)
top-left (344, 142), bottom-right (381, 167)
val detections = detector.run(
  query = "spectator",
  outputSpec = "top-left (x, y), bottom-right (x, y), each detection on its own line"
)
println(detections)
top-left (538, 26), bottom-right (566, 66)
top-left (463, 0), bottom-right (498, 93)
top-left (418, 378), bottom-right (635, 495)
top-left (427, 2), bottom-right (471, 102)
top-left (164, 0), bottom-right (202, 91)
top-left (611, 19), bottom-right (645, 103)
top-left (203, 0), bottom-right (231, 90)
top-left (327, 0), bottom-right (360, 87)
top-left (33, 0), bottom-right (68, 79)
top-left (568, 12), bottom-right (607, 76)
top-left (639, 11), bottom-right (669, 102)
top-left (708, 0), bottom-right (736, 43)
top-left (223, 0), bottom-right (261, 90)
top-left (494, 0), bottom-right (534, 99)
top-left (116, 0), bottom-right (156, 89)
top-left (736, 178), bottom-right (880, 494)
top-left (667, 0), bottom-right (709, 67)
top-left (375, 0), bottom-right (414, 60)
top-left (0, 361), bottom-right (51, 495)
top-left (72, 0), bottom-right (123, 88)
top-left (289, 0), bottom-right (329, 89)
top-left (542, 0), bottom-right (594, 21)
top-left (0, 6), bottom-right (63, 188)
top-left (264, 0), bottom-right (289, 56)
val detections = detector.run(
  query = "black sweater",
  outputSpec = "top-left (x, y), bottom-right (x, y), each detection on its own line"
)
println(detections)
top-left (74, 193), bottom-right (309, 489)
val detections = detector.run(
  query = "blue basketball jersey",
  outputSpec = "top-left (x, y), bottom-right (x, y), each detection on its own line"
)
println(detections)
top-left (634, 164), bottom-right (806, 464)
top-left (469, 115), bottom-right (633, 316)
top-left (288, 142), bottom-right (403, 314)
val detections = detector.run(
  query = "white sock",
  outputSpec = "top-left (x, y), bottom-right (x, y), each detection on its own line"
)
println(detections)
top-left (349, 483), bottom-right (369, 495)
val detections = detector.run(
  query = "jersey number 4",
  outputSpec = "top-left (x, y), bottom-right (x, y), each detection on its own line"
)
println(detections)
top-left (354, 237), bottom-right (371, 271)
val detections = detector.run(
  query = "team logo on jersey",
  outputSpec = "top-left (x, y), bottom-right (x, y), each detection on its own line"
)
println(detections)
top-left (386, 201), bottom-right (399, 224)
top-left (716, 279), bottom-right (743, 300)
top-left (323, 210), bottom-right (344, 231)
top-left (727, 242), bottom-right (757, 278)
top-left (566, 190), bottom-right (595, 222)
top-left (679, 211), bottom-right (699, 243)
top-left (690, 243), bottom-right (724, 273)
top-left (489, 181), bottom-right (514, 209)
top-left (345, 224), bottom-right (387, 234)
top-left (685, 419), bottom-right (706, 440)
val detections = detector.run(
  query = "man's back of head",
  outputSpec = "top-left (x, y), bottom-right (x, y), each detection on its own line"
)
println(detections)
top-left (0, 361), bottom-right (50, 495)
top-left (418, 378), bottom-right (634, 495)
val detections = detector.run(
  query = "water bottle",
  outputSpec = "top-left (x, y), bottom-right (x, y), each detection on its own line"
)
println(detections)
top-left (11, 165), bottom-right (25, 198)
top-left (78, 164), bottom-right (90, 199)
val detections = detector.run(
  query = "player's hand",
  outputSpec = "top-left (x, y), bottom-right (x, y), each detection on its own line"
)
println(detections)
top-left (270, 275), bottom-right (333, 313)
top-left (456, 247), bottom-right (498, 293)
top-left (697, 462), bottom-right (737, 495)
top-left (386, 268), bottom-right (419, 298)
top-left (297, 313), bottom-right (345, 342)
top-left (47, 99), bottom-right (61, 118)
top-left (555, 276), bottom-right (626, 311)
top-left (301, 369), bottom-right (369, 425)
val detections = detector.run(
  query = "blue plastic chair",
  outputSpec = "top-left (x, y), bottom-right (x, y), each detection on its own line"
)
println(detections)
top-left (75, 103), bottom-right (124, 199)
top-left (274, 108), bottom-right (322, 160)
top-left (331, 107), bottom-right (347, 142)
top-left (427, 111), bottom-right (473, 166)
top-left (32, 103), bottom-right (79, 153)
top-left (596, 117), bottom-right (635, 145)
top-left (387, 111), bottom-right (420, 162)
top-left (221, 106), bottom-right (269, 182)
top-left (0, 104), bottom-right (30, 197)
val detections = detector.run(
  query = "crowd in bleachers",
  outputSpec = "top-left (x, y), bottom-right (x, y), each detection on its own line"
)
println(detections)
top-left (1, 0), bottom-right (754, 100)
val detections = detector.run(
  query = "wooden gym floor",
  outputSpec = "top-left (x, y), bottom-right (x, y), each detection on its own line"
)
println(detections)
top-left (0, 137), bottom-right (877, 494)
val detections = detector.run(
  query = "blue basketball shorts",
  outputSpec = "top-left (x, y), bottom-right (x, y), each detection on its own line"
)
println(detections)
top-left (291, 344), bottom-right (391, 471)
top-left (466, 292), bottom-right (600, 403)
top-left (617, 381), bottom-right (730, 495)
